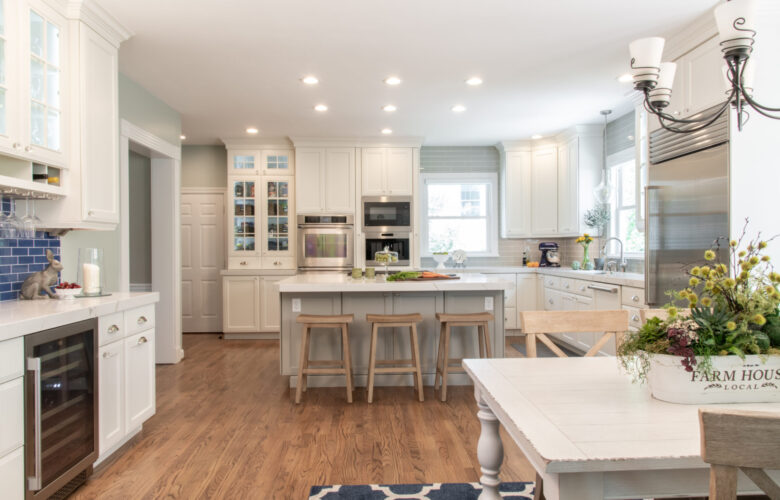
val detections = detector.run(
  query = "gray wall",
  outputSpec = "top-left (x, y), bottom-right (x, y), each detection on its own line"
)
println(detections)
top-left (60, 73), bottom-right (181, 292)
top-left (182, 145), bottom-right (226, 188)
top-left (129, 151), bottom-right (152, 284)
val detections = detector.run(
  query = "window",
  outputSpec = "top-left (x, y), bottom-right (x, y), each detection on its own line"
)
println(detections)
top-left (421, 173), bottom-right (498, 256)
top-left (607, 160), bottom-right (644, 256)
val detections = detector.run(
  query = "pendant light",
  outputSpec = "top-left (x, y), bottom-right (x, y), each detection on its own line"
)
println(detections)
top-left (593, 109), bottom-right (612, 204)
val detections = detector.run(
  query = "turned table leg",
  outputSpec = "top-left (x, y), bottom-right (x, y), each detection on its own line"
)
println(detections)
top-left (476, 388), bottom-right (504, 500)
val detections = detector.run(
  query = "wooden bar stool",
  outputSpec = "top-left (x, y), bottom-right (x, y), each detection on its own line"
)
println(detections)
top-left (365, 313), bottom-right (425, 403)
top-left (434, 312), bottom-right (494, 402)
top-left (295, 314), bottom-right (355, 404)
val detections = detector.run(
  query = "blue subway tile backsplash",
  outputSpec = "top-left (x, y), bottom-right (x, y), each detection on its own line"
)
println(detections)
top-left (0, 199), bottom-right (61, 301)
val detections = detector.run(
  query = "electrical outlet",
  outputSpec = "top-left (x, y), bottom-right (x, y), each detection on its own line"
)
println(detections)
top-left (292, 298), bottom-right (301, 312)
top-left (484, 297), bottom-right (494, 311)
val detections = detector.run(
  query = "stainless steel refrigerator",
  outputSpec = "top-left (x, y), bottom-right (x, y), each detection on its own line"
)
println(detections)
top-left (645, 110), bottom-right (730, 306)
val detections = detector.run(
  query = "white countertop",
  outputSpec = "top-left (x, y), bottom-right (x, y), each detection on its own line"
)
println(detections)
top-left (0, 292), bottom-right (160, 342)
top-left (277, 273), bottom-right (513, 293)
top-left (440, 266), bottom-right (644, 288)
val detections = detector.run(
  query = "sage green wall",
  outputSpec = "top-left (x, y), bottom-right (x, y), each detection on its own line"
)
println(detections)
top-left (60, 73), bottom-right (181, 292)
top-left (129, 151), bottom-right (152, 284)
top-left (182, 145), bottom-right (226, 188)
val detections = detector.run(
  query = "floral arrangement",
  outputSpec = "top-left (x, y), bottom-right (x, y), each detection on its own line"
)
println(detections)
top-left (618, 223), bottom-right (780, 381)
top-left (576, 233), bottom-right (594, 269)
top-left (584, 204), bottom-right (610, 237)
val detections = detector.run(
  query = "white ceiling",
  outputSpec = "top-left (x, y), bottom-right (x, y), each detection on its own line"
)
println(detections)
top-left (99, 0), bottom-right (720, 146)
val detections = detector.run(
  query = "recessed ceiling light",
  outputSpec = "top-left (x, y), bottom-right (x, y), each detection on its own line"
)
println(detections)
top-left (465, 77), bottom-right (483, 86)
top-left (382, 104), bottom-right (397, 112)
top-left (531, 134), bottom-right (543, 139)
top-left (246, 127), bottom-right (259, 134)
top-left (301, 75), bottom-right (319, 85)
top-left (452, 105), bottom-right (467, 113)
top-left (618, 73), bottom-right (633, 83)
top-left (314, 104), bottom-right (328, 112)
top-left (384, 76), bottom-right (402, 85)
top-left (180, 134), bottom-right (186, 140)
top-left (381, 128), bottom-right (393, 135)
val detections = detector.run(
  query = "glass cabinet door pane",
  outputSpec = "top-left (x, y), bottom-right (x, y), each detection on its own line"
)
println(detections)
top-left (234, 155), bottom-right (254, 170)
top-left (0, 39), bottom-right (5, 86)
top-left (0, 1), bottom-right (5, 36)
top-left (30, 11), bottom-right (44, 57)
top-left (30, 58), bottom-right (44, 101)
top-left (266, 154), bottom-right (289, 171)
top-left (278, 182), bottom-right (288, 198)
top-left (31, 102), bottom-right (44, 145)
top-left (0, 89), bottom-right (5, 136)
top-left (46, 65), bottom-right (59, 108)
top-left (46, 22), bottom-right (59, 66)
top-left (46, 109), bottom-right (59, 150)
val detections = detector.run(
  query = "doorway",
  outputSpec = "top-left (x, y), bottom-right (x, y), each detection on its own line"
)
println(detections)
top-left (119, 120), bottom-right (183, 364)
top-left (181, 189), bottom-right (225, 332)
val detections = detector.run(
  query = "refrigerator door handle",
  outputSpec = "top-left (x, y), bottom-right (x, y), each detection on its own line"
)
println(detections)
top-left (27, 357), bottom-right (42, 491)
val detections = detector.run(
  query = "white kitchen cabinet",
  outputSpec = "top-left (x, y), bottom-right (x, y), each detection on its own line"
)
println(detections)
top-left (261, 276), bottom-right (283, 331)
top-left (98, 341), bottom-right (124, 455)
top-left (261, 176), bottom-right (295, 265)
top-left (296, 147), bottom-right (355, 214)
top-left (229, 150), bottom-right (260, 175)
top-left (0, 0), bottom-right (21, 157)
top-left (530, 146), bottom-right (558, 236)
top-left (516, 274), bottom-right (538, 330)
top-left (0, 337), bottom-right (23, 500)
top-left (557, 139), bottom-right (576, 235)
top-left (262, 149), bottom-right (293, 176)
top-left (500, 149), bottom-right (532, 238)
top-left (0, 447), bottom-right (23, 500)
top-left (223, 275), bottom-right (261, 332)
top-left (361, 147), bottom-right (413, 196)
top-left (491, 274), bottom-right (517, 330)
top-left (124, 330), bottom-right (156, 431)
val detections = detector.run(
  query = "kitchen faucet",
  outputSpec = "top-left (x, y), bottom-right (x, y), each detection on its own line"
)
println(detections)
top-left (601, 237), bottom-right (627, 273)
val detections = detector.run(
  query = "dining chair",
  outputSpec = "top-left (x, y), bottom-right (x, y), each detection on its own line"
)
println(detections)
top-left (699, 408), bottom-right (780, 500)
top-left (518, 310), bottom-right (629, 358)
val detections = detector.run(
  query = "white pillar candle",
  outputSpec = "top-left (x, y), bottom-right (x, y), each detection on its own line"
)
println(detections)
top-left (82, 263), bottom-right (101, 294)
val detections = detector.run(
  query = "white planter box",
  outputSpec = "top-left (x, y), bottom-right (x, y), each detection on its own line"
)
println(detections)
top-left (647, 353), bottom-right (780, 404)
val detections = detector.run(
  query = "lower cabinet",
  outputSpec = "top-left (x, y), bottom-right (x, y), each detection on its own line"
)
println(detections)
top-left (482, 272), bottom-right (538, 332)
top-left (0, 337), bottom-right (23, 500)
top-left (0, 448), bottom-right (23, 500)
top-left (97, 307), bottom-right (157, 464)
top-left (223, 273), bottom-right (292, 336)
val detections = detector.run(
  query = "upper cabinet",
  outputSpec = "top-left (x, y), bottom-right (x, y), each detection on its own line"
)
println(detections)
top-left (228, 148), bottom-right (294, 176)
top-left (530, 146), bottom-right (558, 236)
top-left (361, 147), bottom-right (413, 196)
top-left (500, 148), bottom-right (532, 238)
top-left (295, 147), bottom-right (355, 214)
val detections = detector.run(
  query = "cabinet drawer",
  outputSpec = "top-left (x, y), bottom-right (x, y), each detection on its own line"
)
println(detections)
top-left (624, 305), bottom-right (643, 330)
top-left (542, 276), bottom-right (560, 290)
top-left (126, 305), bottom-right (156, 335)
top-left (622, 286), bottom-right (645, 307)
top-left (0, 338), bottom-right (23, 384)
top-left (0, 446), bottom-right (23, 500)
top-left (229, 256), bottom-right (262, 269)
top-left (504, 307), bottom-right (517, 330)
top-left (0, 378), bottom-right (23, 457)
top-left (99, 312), bottom-right (125, 347)
top-left (264, 256), bottom-right (296, 270)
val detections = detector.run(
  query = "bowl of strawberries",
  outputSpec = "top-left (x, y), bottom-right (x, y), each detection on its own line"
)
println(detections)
top-left (55, 282), bottom-right (82, 299)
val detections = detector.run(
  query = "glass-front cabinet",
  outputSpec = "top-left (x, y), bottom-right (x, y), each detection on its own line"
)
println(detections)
top-left (261, 177), bottom-right (294, 261)
top-left (229, 150), bottom-right (259, 175)
top-left (262, 150), bottom-right (293, 175)
top-left (0, 0), bottom-right (18, 153)
top-left (230, 177), bottom-right (257, 256)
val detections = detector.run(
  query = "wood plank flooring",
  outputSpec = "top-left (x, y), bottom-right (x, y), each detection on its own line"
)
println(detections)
top-left (71, 334), bottom-right (535, 499)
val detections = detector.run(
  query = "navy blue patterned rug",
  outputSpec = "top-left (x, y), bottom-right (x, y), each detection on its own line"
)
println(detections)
top-left (308, 482), bottom-right (535, 499)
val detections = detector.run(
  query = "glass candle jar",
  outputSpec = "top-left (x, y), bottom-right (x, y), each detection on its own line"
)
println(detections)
top-left (77, 248), bottom-right (104, 296)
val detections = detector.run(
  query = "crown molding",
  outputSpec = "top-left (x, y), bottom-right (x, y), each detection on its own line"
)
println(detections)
top-left (556, 124), bottom-right (603, 143)
top-left (495, 140), bottom-right (531, 153)
top-left (221, 137), bottom-right (294, 149)
top-left (289, 136), bottom-right (424, 148)
top-left (66, 0), bottom-right (133, 47)
top-left (664, 8), bottom-right (717, 62)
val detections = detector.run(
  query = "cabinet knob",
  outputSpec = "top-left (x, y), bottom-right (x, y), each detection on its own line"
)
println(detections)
top-left (107, 324), bottom-right (120, 334)
top-left (632, 314), bottom-right (640, 322)
top-left (102, 351), bottom-right (118, 359)
top-left (12, 142), bottom-right (21, 150)
top-left (25, 145), bottom-right (32, 152)
top-left (565, 283), bottom-right (570, 289)
top-left (240, 261), bottom-right (247, 266)
top-left (88, 210), bottom-right (95, 216)
top-left (137, 336), bottom-right (148, 345)
top-left (632, 295), bottom-right (640, 302)
top-left (137, 316), bottom-right (148, 325)
top-left (549, 298), bottom-right (554, 304)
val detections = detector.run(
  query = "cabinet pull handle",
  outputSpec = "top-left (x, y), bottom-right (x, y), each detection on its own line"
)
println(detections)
top-left (240, 261), bottom-right (247, 265)
top-left (27, 357), bottom-right (42, 491)
top-left (108, 324), bottom-right (120, 334)
top-left (632, 295), bottom-right (640, 302)
top-left (13, 142), bottom-right (21, 150)
top-left (88, 210), bottom-right (95, 216)
top-left (25, 145), bottom-right (33, 152)
top-left (549, 298), bottom-right (554, 304)
top-left (137, 336), bottom-right (148, 345)
top-left (564, 283), bottom-right (570, 289)
top-left (587, 284), bottom-right (618, 293)
top-left (137, 316), bottom-right (148, 325)
top-left (103, 351), bottom-right (118, 359)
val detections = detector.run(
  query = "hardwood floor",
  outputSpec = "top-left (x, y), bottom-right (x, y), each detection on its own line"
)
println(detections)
top-left (71, 334), bottom-right (535, 499)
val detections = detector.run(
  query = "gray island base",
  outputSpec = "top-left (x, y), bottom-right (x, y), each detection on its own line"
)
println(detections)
top-left (278, 273), bottom-right (512, 388)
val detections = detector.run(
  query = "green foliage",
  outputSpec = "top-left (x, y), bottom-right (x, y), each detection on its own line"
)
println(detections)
top-left (385, 272), bottom-right (422, 282)
top-left (583, 204), bottom-right (610, 235)
top-left (763, 313), bottom-right (780, 347)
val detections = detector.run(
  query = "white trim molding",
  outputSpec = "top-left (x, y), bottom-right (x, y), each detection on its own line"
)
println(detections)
top-left (290, 136), bottom-right (425, 148)
top-left (181, 187), bottom-right (227, 195)
top-left (220, 137), bottom-right (293, 149)
top-left (65, 0), bottom-right (133, 47)
top-left (121, 120), bottom-right (181, 160)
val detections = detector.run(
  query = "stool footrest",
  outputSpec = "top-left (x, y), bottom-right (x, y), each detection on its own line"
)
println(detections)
top-left (374, 367), bottom-right (418, 374)
top-left (307, 360), bottom-right (344, 367)
top-left (375, 359), bottom-right (414, 366)
top-left (303, 367), bottom-right (348, 375)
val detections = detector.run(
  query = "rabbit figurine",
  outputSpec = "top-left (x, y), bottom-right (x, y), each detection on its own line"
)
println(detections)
top-left (19, 249), bottom-right (63, 300)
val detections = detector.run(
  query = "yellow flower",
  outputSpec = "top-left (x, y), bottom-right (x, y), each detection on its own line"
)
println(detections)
top-left (688, 298), bottom-right (698, 306)
top-left (739, 271), bottom-right (749, 280)
top-left (705, 280), bottom-right (715, 290)
top-left (762, 255), bottom-right (770, 262)
top-left (679, 290), bottom-right (689, 299)
top-left (749, 256), bottom-right (760, 265)
top-left (700, 266), bottom-right (711, 275)
top-left (773, 291), bottom-right (780, 301)
top-left (759, 241), bottom-right (768, 249)
top-left (689, 277), bottom-right (700, 287)
top-left (730, 240), bottom-right (738, 247)
top-left (741, 262), bottom-right (752, 271)
top-left (688, 291), bottom-right (698, 301)
top-left (667, 306), bottom-right (678, 317)
top-left (752, 314), bottom-right (766, 326)
top-left (724, 278), bottom-right (736, 288)
top-left (691, 266), bottom-right (701, 276)
top-left (704, 250), bottom-right (716, 261)
top-left (738, 250), bottom-right (747, 258)
top-left (726, 321), bottom-right (737, 331)
top-left (701, 297), bottom-right (712, 307)
top-left (717, 264), bottom-right (728, 274)
top-left (709, 270), bottom-right (718, 279)
top-left (583, 233), bottom-right (590, 238)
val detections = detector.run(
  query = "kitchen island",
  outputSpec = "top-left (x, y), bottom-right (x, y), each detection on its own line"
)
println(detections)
top-left (278, 273), bottom-right (512, 388)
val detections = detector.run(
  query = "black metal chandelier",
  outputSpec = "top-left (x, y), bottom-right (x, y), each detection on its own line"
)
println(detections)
top-left (629, 0), bottom-right (779, 133)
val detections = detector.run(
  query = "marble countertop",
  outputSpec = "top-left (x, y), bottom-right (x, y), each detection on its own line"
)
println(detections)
top-left (439, 266), bottom-right (644, 288)
top-left (0, 292), bottom-right (160, 342)
top-left (277, 273), bottom-right (513, 293)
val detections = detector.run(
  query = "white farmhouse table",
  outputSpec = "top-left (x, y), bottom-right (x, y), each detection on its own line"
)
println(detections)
top-left (463, 357), bottom-right (780, 500)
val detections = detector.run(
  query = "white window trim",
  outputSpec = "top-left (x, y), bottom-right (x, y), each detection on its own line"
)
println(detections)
top-left (607, 157), bottom-right (644, 260)
top-left (420, 172), bottom-right (499, 258)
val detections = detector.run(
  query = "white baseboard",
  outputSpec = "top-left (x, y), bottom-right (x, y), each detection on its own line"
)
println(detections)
top-left (130, 283), bottom-right (152, 292)
top-left (223, 332), bottom-right (279, 340)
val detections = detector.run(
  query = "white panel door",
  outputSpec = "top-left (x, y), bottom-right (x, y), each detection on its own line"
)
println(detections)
top-left (98, 342), bottom-right (124, 456)
top-left (260, 276), bottom-right (283, 331)
top-left (181, 192), bottom-right (225, 332)
top-left (324, 148), bottom-right (355, 212)
top-left (80, 24), bottom-right (119, 223)
top-left (385, 148), bottom-right (413, 195)
top-left (531, 147), bottom-right (558, 235)
top-left (124, 330), bottom-right (156, 431)
top-left (361, 148), bottom-right (386, 195)
top-left (295, 148), bottom-right (324, 213)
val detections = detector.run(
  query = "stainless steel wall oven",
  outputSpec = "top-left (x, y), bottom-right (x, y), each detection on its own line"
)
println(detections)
top-left (297, 214), bottom-right (355, 271)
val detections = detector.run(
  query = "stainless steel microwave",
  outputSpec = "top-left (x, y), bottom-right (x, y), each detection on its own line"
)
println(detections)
top-left (362, 196), bottom-right (412, 233)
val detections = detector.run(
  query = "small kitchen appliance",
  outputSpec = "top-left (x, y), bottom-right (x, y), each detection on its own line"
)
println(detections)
top-left (539, 242), bottom-right (560, 267)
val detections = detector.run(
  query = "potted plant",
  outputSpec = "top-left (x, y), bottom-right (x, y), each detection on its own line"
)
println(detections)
top-left (618, 225), bottom-right (780, 404)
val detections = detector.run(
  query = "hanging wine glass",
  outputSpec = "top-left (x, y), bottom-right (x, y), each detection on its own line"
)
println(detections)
top-left (6, 199), bottom-right (24, 238)
top-left (0, 194), bottom-right (10, 238)
top-left (21, 200), bottom-right (36, 238)
top-left (30, 200), bottom-right (43, 230)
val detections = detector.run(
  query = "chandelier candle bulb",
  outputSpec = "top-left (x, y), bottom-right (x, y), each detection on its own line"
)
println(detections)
top-left (629, 37), bottom-right (665, 87)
